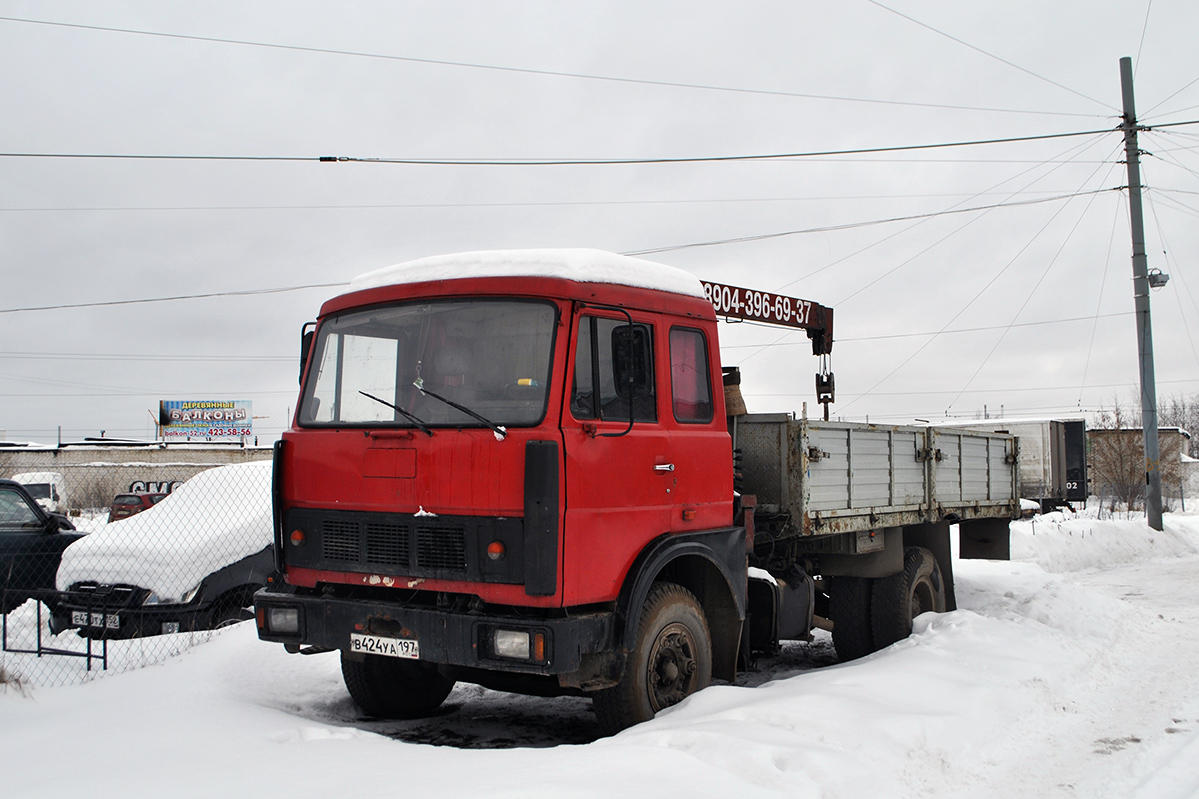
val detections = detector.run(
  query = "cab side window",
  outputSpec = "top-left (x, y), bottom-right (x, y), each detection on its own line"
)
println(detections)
top-left (669, 327), bottom-right (714, 423)
top-left (571, 316), bottom-right (657, 422)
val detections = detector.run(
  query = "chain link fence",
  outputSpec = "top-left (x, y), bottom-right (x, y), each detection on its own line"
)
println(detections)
top-left (1, 457), bottom-right (273, 688)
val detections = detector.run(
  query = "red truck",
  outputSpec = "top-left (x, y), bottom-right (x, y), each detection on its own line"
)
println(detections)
top-left (255, 249), bottom-right (1017, 734)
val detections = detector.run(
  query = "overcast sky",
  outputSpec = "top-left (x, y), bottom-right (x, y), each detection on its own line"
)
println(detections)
top-left (2, 1), bottom-right (1198, 443)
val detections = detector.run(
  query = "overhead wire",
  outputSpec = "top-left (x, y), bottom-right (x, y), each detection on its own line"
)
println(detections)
top-left (1076, 199), bottom-right (1124, 407)
top-left (0, 189), bottom-right (1106, 214)
top-left (942, 156), bottom-right (1123, 413)
top-left (0, 282), bottom-right (347, 315)
top-left (624, 188), bottom-right (1117, 257)
top-left (750, 377), bottom-right (1199, 398)
top-left (0, 125), bottom-right (1140, 167)
top-left (863, 0), bottom-right (1118, 112)
top-left (0, 14), bottom-right (1109, 119)
top-left (1135, 0), bottom-right (1154, 73)
top-left (723, 134), bottom-right (1116, 366)
top-left (1142, 162), bottom-right (1199, 367)
top-left (1143, 76), bottom-right (1199, 118)
top-left (834, 140), bottom-right (1123, 414)
top-left (835, 140), bottom-right (1119, 306)
top-left (718, 311), bottom-right (1134, 348)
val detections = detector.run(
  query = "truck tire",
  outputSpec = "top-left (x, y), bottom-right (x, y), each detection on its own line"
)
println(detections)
top-left (593, 582), bottom-right (712, 735)
top-left (341, 652), bottom-right (455, 719)
top-left (870, 546), bottom-right (946, 650)
top-left (829, 576), bottom-right (874, 662)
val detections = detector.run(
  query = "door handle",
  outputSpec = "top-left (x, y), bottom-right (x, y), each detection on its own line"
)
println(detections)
top-left (653, 463), bottom-right (675, 472)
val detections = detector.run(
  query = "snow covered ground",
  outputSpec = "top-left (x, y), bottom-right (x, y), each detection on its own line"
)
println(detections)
top-left (4, 511), bottom-right (1199, 798)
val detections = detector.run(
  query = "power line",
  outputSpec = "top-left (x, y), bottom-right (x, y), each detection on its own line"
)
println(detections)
top-left (0, 126), bottom-right (1155, 167)
top-left (770, 134), bottom-right (1112, 294)
top-left (1143, 75), bottom-right (1199, 118)
top-left (0, 189), bottom-right (1100, 214)
top-left (748, 379), bottom-right (1199, 398)
top-left (15, 123), bottom-right (1199, 169)
top-left (1077, 200), bottom-right (1124, 406)
top-left (0, 282), bottom-right (347, 314)
top-left (624, 187), bottom-right (1120, 256)
top-left (0, 14), bottom-right (1108, 119)
top-left (700, 134), bottom-right (1119, 366)
top-left (834, 144), bottom-right (1123, 414)
top-left (864, 0), bottom-right (1118, 112)
top-left (943, 158), bottom-right (1120, 412)
top-left (720, 311), bottom-right (1133, 348)
top-left (0, 190), bottom-right (1122, 316)
top-left (1135, 0), bottom-right (1154, 73)
top-left (0, 351), bottom-right (291, 362)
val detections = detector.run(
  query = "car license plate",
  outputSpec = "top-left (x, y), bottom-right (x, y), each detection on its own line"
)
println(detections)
top-left (349, 632), bottom-right (419, 659)
top-left (72, 611), bottom-right (119, 629)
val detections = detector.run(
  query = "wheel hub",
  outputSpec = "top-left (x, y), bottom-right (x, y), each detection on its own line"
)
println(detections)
top-left (646, 623), bottom-right (697, 712)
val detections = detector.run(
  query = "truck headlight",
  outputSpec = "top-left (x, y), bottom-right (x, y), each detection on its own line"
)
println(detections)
top-left (267, 607), bottom-right (301, 634)
top-left (494, 629), bottom-right (530, 659)
top-left (491, 628), bottom-right (547, 662)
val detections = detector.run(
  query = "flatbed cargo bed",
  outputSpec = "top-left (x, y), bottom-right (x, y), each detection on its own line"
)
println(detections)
top-left (735, 414), bottom-right (1019, 540)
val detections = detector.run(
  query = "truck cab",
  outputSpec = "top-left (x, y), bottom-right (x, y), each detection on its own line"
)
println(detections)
top-left (257, 250), bottom-right (744, 731)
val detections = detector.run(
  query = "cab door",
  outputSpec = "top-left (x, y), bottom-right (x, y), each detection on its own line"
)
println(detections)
top-left (663, 324), bottom-right (733, 531)
top-left (560, 311), bottom-right (672, 605)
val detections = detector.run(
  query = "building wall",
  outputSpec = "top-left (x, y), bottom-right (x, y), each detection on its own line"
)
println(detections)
top-left (0, 444), bottom-right (273, 513)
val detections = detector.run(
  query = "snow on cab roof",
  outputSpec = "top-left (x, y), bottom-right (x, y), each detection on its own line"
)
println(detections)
top-left (349, 248), bottom-right (706, 299)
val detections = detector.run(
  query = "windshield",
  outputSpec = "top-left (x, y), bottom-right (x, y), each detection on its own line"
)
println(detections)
top-left (299, 299), bottom-right (557, 428)
top-left (23, 484), bottom-right (51, 500)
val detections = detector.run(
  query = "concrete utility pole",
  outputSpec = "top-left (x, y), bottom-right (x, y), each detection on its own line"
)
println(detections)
top-left (1119, 56), bottom-right (1167, 531)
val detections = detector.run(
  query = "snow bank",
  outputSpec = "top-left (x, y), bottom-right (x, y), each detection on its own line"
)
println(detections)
top-left (1011, 511), bottom-right (1199, 572)
top-left (8, 511), bottom-right (1199, 797)
top-left (348, 248), bottom-right (706, 299)
top-left (55, 461), bottom-right (273, 600)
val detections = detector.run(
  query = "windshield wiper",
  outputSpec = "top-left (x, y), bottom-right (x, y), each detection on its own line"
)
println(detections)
top-left (414, 382), bottom-right (507, 439)
top-left (358, 391), bottom-right (433, 436)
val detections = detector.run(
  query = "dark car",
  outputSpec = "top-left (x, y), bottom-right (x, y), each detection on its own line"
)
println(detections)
top-left (0, 478), bottom-right (82, 614)
top-left (108, 492), bottom-right (168, 523)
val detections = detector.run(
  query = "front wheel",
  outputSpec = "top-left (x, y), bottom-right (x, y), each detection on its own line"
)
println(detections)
top-left (341, 653), bottom-right (455, 719)
top-left (593, 582), bottom-right (712, 735)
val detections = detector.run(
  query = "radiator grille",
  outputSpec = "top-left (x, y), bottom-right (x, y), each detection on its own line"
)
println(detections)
top-left (287, 509), bottom-right (523, 585)
top-left (366, 521), bottom-right (410, 566)
top-left (321, 518), bottom-right (361, 562)
top-left (417, 525), bottom-right (467, 570)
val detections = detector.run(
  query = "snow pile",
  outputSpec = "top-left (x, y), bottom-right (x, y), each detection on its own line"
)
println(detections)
top-left (1011, 510), bottom-right (1199, 572)
top-left (55, 460), bottom-right (273, 600)
top-left (6, 511), bottom-right (1199, 798)
top-left (348, 248), bottom-right (706, 299)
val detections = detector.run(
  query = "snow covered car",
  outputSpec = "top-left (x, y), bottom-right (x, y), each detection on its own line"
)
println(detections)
top-left (49, 461), bottom-right (273, 639)
top-left (0, 478), bottom-right (81, 614)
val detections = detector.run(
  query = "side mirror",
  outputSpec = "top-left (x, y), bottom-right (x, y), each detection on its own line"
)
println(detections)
top-left (299, 322), bottom-right (316, 384)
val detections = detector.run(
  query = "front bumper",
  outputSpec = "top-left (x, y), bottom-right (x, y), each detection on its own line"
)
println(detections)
top-left (50, 598), bottom-right (222, 639)
top-left (255, 586), bottom-right (613, 676)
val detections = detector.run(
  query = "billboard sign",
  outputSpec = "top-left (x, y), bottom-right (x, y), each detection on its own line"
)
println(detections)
top-left (159, 400), bottom-right (253, 440)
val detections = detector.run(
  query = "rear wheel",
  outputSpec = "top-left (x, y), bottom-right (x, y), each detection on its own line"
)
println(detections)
top-left (870, 546), bottom-right (946, 650)
top-left (593, 582), bottom-right (712, 735)
top-left (829, 576), bottom-right (874, 662)
top-left (341, 653), bottom-right (455, 719)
